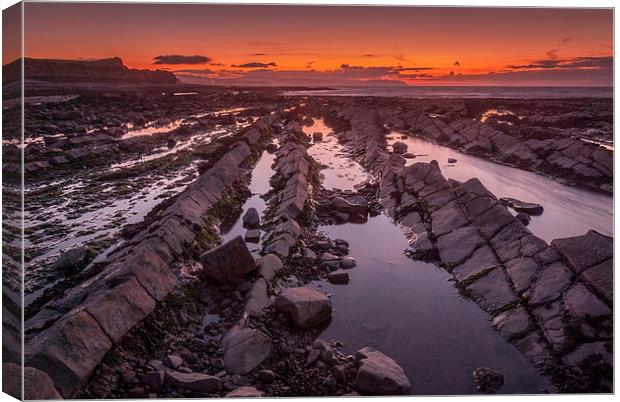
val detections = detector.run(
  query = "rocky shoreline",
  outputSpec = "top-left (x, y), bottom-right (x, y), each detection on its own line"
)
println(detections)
top-left (9, 89), bottom-right (613, 398)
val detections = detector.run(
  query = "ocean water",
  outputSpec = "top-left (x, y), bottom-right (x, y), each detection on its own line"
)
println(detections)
top-left (283, 86), bottom-right (612, 99)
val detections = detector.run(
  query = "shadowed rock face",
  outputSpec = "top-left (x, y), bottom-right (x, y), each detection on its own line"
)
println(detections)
top-left (3, 57), bottom-right (177, 85)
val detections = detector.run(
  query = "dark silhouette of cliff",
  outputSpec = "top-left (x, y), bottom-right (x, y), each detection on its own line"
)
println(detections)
top-left (3, 57), bottom-right (177, 85)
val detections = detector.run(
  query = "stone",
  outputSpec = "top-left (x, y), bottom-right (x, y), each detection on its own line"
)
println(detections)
top-left (166, 371), bottom-right (222, 393)
top-left (340, 256), bottom-right (357, 269)
top-left (492, 305), bottom-right (534, 340)
top-left (312, 131), bottom-right (323, 141)
top-left (275, 287), bottom-right (333, 328)
top-left (225, 386), bottom-right (264, 397)
top-left (500, 197), bottom-right (543, 215)
top-left (244, 229), bottom-right (260, 243)
top-left (505, 257), bottom-right (541, 294)
top-left (51, 246), bottom-right (89, 272)
top-left (15, 365), bottom-right (63, 400)
top-left (258, 369), bottom-right (275, 383)
top-left (307, 349), bottom-right (320, 366)
top-left (465, 268), bottom-right (517, 314)
top-left (582, 259), bottom-right (612, 302)
top-left (551, 230), bottom-right (613, 273)
top-left (532, 301), bottom-right (571, 352)
top-left (448, 158), bottom-right (457, 164)
top-left (200, 236), bottom-right (257, 283)
top-left (452, 245), bottom-right (497, 281)
top-left (563, 341), bottom-right (612, 370)
top-left (256, 254), bottom-right (283, 281)
top-left (437, 226), bottom-right (485, 267)
top-left (392, 141), bottom-right (408, 154)
top-left (25, 310), bottom-right (113, 397)
top-left (527, 262), bottom-right (572, 305)
top-left (473, 367), bottom-right (504, 394)
top-left (563, 283), bottom-right (611, 320)
top-left (164, 355), bottom-right (183, 369)
top-left (242, 208), bottom-right (260, 229)
top-left (354, 347), bottom-right (411, 395)
top-left (222, 326), bottom-right (272, 375)
top-left (244, 278), bottom-right (271, 317)
top-left (430, 202), bottom-right (468, 236)
top-left (328, 270), bottom-right (350, 284)
top-left (142, 371), bottom-right (166, 391)
top-left (328, 196), bottom-right (369, 215)
top-left (515, 212), bottom-right (531, 226)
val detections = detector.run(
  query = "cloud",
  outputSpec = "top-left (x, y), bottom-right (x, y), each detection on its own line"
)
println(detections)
top-left (153, 55), bottom-right (211, 65)
top-left (454, 61), bottom-right (461, 66)
top-left (305, 61), bottom-right (315, 69)
top-left (546, 49), bottom-right (559, 59)
top-left (559, 37), bottom-right (572, 46)
top-left (250, 53), bottom-right (267, 56)
top-left (507, 55), bottom-right (612, 70)
top-left (232, 61), bottom-right (277, 68)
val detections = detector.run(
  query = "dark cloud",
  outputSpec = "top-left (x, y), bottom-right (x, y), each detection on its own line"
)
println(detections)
top-left (305, 61), bottom-right (315, 69)
top-left (546, 49), bottom-right (559, 59)
top-left (507, 56), bottom-right (612, 70)
top-left (454, 61), bottom-right (461, 66)
top-left (250, 53), bottom-right (267, 56)
top-left (560, 37), bottom-right (572, 45)
top-left (153, 55), bottom-right (211, 65)
top-left (232, 61), bottom-right (277, 68)
top-left (362, 54), bottom-right (378, 57)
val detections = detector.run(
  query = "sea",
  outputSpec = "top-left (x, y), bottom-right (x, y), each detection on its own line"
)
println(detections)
top-left (282, 86), bottom-right (613, 99)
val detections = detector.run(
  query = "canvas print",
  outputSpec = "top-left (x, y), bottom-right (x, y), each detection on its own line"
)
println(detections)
top-left (1, 2), bottom-right (613, 399)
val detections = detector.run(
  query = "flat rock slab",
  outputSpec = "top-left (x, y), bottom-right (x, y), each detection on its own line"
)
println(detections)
top-left (200, 236), bottom-right (256, 283)
top-left (465, 267), bottom-right (517, 314)
top-left (244, 278), bottom-right (271, 317)
top-left (437, 226), bottom-right (485, 268)
top-left (354, 347), bottom-right (411, 395)
top-left (551, 230), bottom-right (613, 273)
top-left (166, 371), bottom-right (222, 393)
top-left (527, 262), bottom-right (572, 305)
top-left (275, 287), bottom-right (332, 328)
top-left (582, 259), bottom-right (612, 302)
top-left (225, 386), bottom-right (264, 397)
top-left (492, 306), bottom-right (535, 340)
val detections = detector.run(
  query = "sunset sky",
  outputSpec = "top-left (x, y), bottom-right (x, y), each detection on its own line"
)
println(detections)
top-left (15, 3), bottom-right (614, 86)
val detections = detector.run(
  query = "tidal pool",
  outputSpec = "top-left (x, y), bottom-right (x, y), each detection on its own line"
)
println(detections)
top-left (302, 118), bottom-right (367, 191)
top-left (312, 215), bottom-right (553, 395)
top-left (387, 133), bottom-right (613, 243)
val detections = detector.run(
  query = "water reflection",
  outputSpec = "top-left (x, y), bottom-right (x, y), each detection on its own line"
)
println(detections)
top-left (302, 118), bottom-right (367, 191)
top-left (313, 215), bottom-right (553, 395)
top-left (387, 133), bottom-right (613, 243)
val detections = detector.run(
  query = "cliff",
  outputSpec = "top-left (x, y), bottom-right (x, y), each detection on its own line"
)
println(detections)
top-left (3, 57), bottom-right (177, 85)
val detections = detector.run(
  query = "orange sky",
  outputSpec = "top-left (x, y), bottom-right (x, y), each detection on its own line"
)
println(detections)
top-left (17, 3), bottom-right (614, 86)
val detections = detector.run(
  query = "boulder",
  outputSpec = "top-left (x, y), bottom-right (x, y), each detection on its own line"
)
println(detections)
top-left (3, 364), bottom-right (63, 400)
top-left (473, 367), bottom-right (504, 394)
top-left (200, 236), bottom-right (257, 283)
top-left (500, 197), bottom-right (543, 215)
top-left (165, 371), bottom-right (221, 393)
top-left (164, 354), bottom-right (183, 369)
top-left (257, 254), bottom-right (283, 281)
top-left (222, 325), bottom-right (272, 375)
top-left (328, 270), bottom-right (350, 284)
top-left (392, 141), bottom-right (408, 154)
top-left (244, 278), bottom-right (271, 317)
top-left (51, 246), bottom-right (89, 272)
top-left (312, 132), bottom-right (323, 142)
top-left (354, 347), bottom-right (411, 395)
top-left (225, 386), bottom-right (264, 397)
top-left (275, 287), bottom-right (333, 328)
top-left (327, 196), bottom-right (369, 215)
top-left (448, 157), bottom-right (457, 164)
top-left (141, 371), bottom-right (166, 391)
top-left (242, 208), bottom-right (260, 229)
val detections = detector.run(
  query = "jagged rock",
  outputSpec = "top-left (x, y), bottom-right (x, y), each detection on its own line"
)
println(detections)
top-left (225, 386), bottom-right (264, 397)
top-left (244, 278), bottom-right (271, 317)
top-left (242, 208), bottom-right (260, 229)
top-left (327, 196), bottom-right (369, 215)
top-left (340, 256), bottom-right (357, 269)
top-left (354, 347), bottom-right (411, 395)
top-left (258, 369), bottom-right (275, 383)
top-left (256, 254), bottom-right (283, 281)
top-left (515, 212), bottom-right (531, 226)
top-left (275, 287), bottom-right (332, 328)
top-left (312, 132), bottom-right (323, 141)
top-left (328, 270), bottom-right (350, 284)
top-left (164, 355), bottom-right (183, 369)
top-left (3, 364), bottom-right (63, 400)
top-left (473, 367), bottom-right (504, 394)
top-left (166, 371), bottom-right (222, 393)
top-left (200, 236), bottom-right (256, 283)
top-left (222, 325), bottom-right (272, 375)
